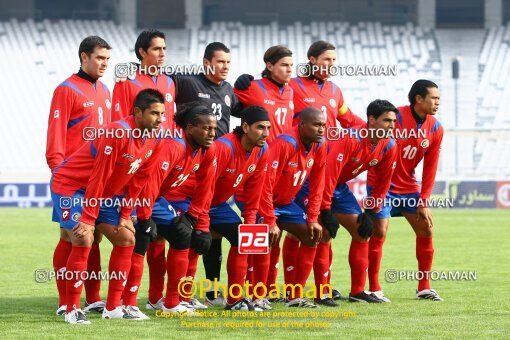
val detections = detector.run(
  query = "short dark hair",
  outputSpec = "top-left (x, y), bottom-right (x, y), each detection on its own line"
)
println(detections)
top-left (204, 42), bottom-right (230, 61)
top-left (307, 40), bottom-right (335, 59)
top-left (133, 89), bottom-right (165, 114)
top-left (261, 45), bottom-right (292, 78)
top-left (174, 101), bottom-right (215, 129)
top-left (408, 79), bottom-right (438, 105)
top-left (366, 99), bottom-right (398, 120)
top-left (78, 36), bottom-right (111, 64)
top-left (135, 29), bottom-right (166, 61)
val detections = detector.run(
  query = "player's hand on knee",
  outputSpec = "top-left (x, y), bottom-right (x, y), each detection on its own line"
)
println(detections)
top-left (307, 222), bottom-right (323, 244)
top-left (416, 207), bottom-right (433, 229)
top-left (234, 74), bottom-right (254, 90)
top-left (190, 230), bottom-right (212, 255)
top-left (73, 222), bottom-right (95, 238)
top-left (138, 218), bottom-right (158, 241)
top-left (357, 209), bottom-right (376, 238)
top-left (115, 218), bottom-right (135, 234)
top-left (268, 225), bottom-right (281, 248)
top-left (172, 212), bottom-right (197, 240)
top-left (320, 209), bottom-right (340, 239)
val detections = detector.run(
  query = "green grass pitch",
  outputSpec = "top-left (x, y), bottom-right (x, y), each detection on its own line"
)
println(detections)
top-left (0, 208), bottom-right (509, 338)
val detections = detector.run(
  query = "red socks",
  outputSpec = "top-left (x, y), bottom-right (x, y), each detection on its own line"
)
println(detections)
top-left (164, 248), bottom-right (189, 309)
top-left (368, 236), bottom-right (385, 292)
top-left (85, 242), bottom-right (102, 303)
top-left (53, 239), bottom-right (72, 307)
top-left (252, 253), bottom-right (270, 298)
top-left (266, 244), bottom-right (280, 289)
top-left (313, 242), bottom-right (331, 298)
top-left (416, 236), bottom-right (434, 291)
top-left (288, 244), bottom-right (317, 299)
top-left (65, 246), bottom-right (91, 312)
top-left (106, 245), bottom-right (134, 311)
top-left (122, 253), bottom-right (145, 306)
top-left (146, 241), bottom-right (166, 304)
top-left (226, 247), bottom-right (248, 305)
top-left (282, 236), bottom-right (300, 295)
top-left (348, 240), bottom-right (369, 295)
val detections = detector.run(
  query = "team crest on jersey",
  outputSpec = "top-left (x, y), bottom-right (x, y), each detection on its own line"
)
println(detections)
top-left (337, 153), bottom-right (344, 162)
top-left (83, 101), bottom-right (94, 107)
top-left (248, 164), bottom-right (256, 173)
top-left (225, 95), bottom-right (231, 107)
top-left (72, 212), bottom-right (81, 222)
top-left (329, 99), bottom-right (337, 108)
top-left (53, 110), bottom-right (59, 118)
top-left (272, 161), bottom-right (279, 169)
top-left (145, 150), bottom-right (153, 159)
top-left (369, 159), bottom-right (379, 166)
top-left (161, 161), bottom-right (169, 170)
top-left (192, 164), bottom-right (200, 172)
top-left (289, 101), bottom-right (294, 110)
top-left (104, 146), bottom-right (113, 155)
top-left (307, 159), bottom-right (314, 168)
top-left (105, 99), bottom-right (111, 109)
top-left (421, 139), bottom-right (429, 148)
top-left (165, 93), bottom-right (173, 103)
top-left (288, 162), bottom-right (298, 167)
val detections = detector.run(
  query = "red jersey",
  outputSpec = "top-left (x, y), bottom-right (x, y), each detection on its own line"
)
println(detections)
top-left (136, 137), bottom-right (217, 231)
top-left (321, 129), bottom-right (397, 211)
top-left (259, 127), bottom-right (327, 226)
top-left (337, 105), bottom-right (443, 199)
top-left (173, 133), bottom-right (268, 228)
top-left (51, 116), bottom-right (163, 225)
top-left (111, 72), bottom-right (176, 131)
top-left (46, 74), bottom-right (111, 170)
top-left (289, 76), bottom-right (353, 129)
top-left (234, 78), bottom-right (294, 142)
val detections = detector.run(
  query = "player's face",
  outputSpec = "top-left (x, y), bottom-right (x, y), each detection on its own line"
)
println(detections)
top-left (267, 56), bottom-right (293, 84)
top-left (301, 113), bottom-right (326, 143)
top-left (204, 51), bottom-right (231, 82)
top-left (243, 121), bottom-right (271, 147)
top-left (310, 50), bottom-right (336, 79)
top-left (416, 87), bottom-right (440, 115)
top-left (140, 37), bottom-right (166, 67)
top-left (368, 111), bottom-right (397, 139)
top-left (189, 115), bottom-right (217, 149)
top-left (81, 47), bottom-right (110, 79)
top-left (135, 102), bottom-right (164, 132)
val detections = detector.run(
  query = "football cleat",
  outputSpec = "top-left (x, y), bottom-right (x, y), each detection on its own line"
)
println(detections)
top-left (349, 291), bottom-right (383, 303)
top-left (225, 298), bottom-right (255, 311)
top-left (83, 300), bottom-right (105, 313)
top-left (253, 298), bottom-right (272, 310)
top-left (314, 297), bottom-right (339, 307)
top-left (204, 291), bottom-right (227, 307)
top-left (56, 305), bottom-right (67, 316)
top-left (286, 298), bottom-right (318, 308)
top-left (189, 298), bottom-right (208, 309)
top-left (416, 289), bottom-right (443, 301)
top-left (332, 289), bottom-right (348, 301)
top-left (161, 303), bottom-right (195, 315)
top-left (146, 297), bottom-right (164, 310)
top-left (65, 308), bottom-right (91, 325)
top-left (371, 291), bottom-right (391, 303)
top-left (102, 306), bottom-right (142, 320)
top-left (125, 305), bottom-right (150, 320)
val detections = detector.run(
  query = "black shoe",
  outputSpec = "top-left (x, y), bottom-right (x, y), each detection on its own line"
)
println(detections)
top-left (349, 292), bottom-right (383, 303)
top-left (225, 298), bottom-right (255, 311)
top-left (268, 295), bottom-right (286, 303)
top-left (314, 297), bottom-right (339, 307)
top-left (332, 289), bottom-right (348, 301)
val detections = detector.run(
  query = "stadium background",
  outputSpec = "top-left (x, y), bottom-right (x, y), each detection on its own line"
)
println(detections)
top-left (1, 0), bottom-right (509, 209)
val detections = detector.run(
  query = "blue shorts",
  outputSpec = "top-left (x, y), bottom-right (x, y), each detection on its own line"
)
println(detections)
top-left (330, 183), bottom-right (362, 215)
top-left (274, 201), bottom-right (307, 224)
top-left (147, 197), bottom-right (191, 226)
top-left (367, 187), bottom-right (420, 219)
top-left (209, 201), bottom-right (243, 225)
top-left (51, 189), bottom-right (124, 229)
